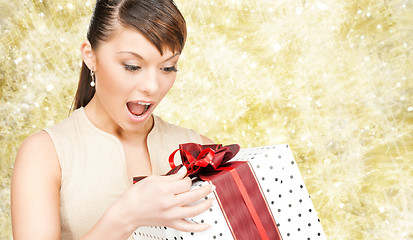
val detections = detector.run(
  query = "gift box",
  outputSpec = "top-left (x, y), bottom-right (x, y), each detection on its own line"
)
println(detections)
top-left (133, 144), bottom-right (327, 240)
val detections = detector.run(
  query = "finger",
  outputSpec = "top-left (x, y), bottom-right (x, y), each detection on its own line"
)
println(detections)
top-left (175, 197), bottom-right (215, 219)
top-left (133, 173), bottom-right (191, 196)
top-left (168, 219), bottom-right (211, 233)
top-left (175, 183), bottom-right (215, 206)
top-left (168, 176), bottom-right (192, 195)
top-left (144, 167), bottom-right (185, 183)
top-left (164, 165), bottom-right (187, 180)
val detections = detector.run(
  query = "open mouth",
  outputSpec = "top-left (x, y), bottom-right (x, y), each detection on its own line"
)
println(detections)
top-left (126, 101), bottom-right (152, 117)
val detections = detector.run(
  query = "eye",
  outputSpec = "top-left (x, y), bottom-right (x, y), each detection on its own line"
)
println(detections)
top-left (124, 64), bottom-right (141, 72)
top-left (161, 66), bottom-right (178, 73)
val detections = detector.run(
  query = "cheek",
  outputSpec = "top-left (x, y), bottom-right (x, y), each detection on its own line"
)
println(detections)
top-left (160, 77), bottom-right (176, 95)
top-left (96, 68), bottom-right (130, 101)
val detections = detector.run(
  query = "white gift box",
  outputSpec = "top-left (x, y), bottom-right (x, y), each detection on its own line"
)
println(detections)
top-left (133, 144), bottom-right (327, 240)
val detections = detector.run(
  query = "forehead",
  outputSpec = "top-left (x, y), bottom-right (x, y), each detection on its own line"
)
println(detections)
top-left (99, 25), bottom-right (175, 57)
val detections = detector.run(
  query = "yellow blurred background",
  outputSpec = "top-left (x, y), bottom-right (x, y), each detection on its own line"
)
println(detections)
top-left (1, 0), bottom-right (412, 239)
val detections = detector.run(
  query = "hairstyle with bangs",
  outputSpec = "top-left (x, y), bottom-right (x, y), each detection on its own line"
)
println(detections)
top-left (72, 0), bottom-right (187, 110)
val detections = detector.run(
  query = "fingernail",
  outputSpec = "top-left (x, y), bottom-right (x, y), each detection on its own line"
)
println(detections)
top-left (178, 165), bottom-right (186, 173)
top-left (187, 218), bottom-right (198, 224)
top-left (211, 197), bottom-right (217, 206)
top-left (211, 184), bottom-right (216, 192)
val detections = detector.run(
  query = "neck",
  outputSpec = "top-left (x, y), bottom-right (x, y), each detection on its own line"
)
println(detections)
top-left (83, 97), bottom-right (154, 142)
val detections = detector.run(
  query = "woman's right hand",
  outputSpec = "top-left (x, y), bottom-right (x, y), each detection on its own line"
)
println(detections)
top-left (105, 166), bottom-right (215, 237)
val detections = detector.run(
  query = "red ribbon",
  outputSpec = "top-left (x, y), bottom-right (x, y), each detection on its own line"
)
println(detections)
top-left (219, 166), bottom-right (270, 240)
top-left (167, 143), bottom-right (240, 177)
top-left (167, 143), bottom-right (279, 240)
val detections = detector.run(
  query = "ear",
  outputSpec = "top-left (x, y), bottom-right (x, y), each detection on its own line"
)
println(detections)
top-left (80, 40), bottom-right (96, 71)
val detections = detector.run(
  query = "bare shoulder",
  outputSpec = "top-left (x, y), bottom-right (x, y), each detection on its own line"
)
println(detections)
top-left (200, 134), bottom-right (214, 144)
top-left (15, 131), bottom-right (58, 165)
top-left (18, 130), bottom-right (55, 154)
top-left (13, 130), bottom-right (61, 187)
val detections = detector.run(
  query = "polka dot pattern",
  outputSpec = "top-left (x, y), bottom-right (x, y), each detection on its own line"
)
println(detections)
top-left (133, 144), bottom-right (327, 240)
top-left (239, 144), bottom-right (327, 239)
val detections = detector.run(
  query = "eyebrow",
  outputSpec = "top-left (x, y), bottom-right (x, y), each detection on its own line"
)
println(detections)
top-left (116, 51), bottom-right (180, 62)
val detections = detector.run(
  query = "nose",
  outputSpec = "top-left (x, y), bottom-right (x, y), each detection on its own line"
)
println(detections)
top-left (138, 68), bottom-right (159, 95)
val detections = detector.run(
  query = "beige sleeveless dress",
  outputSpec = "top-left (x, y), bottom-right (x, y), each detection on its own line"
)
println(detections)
top-left (44, 108), bottom-right (205, 240)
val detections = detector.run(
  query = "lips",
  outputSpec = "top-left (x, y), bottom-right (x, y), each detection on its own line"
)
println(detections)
top-left (126, 101), bottom-right (151, 117)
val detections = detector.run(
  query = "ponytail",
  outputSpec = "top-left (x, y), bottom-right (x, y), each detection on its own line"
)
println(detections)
top-left (71, 62), bottom-right (95, 111)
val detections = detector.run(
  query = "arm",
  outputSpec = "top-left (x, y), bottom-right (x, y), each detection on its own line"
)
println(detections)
top-left (12, 132), bottom-right (214, 240)
top-left (11, 131), bottom-right (62, 239)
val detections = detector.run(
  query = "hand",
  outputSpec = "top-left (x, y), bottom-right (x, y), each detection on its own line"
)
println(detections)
top-left (115, 166), bottom-right (215, 233)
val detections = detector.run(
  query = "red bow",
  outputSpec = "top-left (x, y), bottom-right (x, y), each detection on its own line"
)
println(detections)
top-left (167, 143), bottom-right (240, 177)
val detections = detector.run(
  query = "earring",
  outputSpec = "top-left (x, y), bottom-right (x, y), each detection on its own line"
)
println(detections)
top-left (90, 70), bottom-right (96, 87)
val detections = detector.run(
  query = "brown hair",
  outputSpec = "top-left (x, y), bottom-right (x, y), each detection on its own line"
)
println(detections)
top-left (71, 0), bottom-right (187, 110)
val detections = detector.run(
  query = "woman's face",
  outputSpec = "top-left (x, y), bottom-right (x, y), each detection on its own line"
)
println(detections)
top-left (90, 26), bottom-right (180, 135)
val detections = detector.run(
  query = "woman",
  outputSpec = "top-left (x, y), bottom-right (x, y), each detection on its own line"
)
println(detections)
top-left (11, 0), bottom-right (215, 239)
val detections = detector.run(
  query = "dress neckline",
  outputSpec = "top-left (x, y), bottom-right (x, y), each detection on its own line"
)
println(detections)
top-left (74, 107), bottom-right (159, 181)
